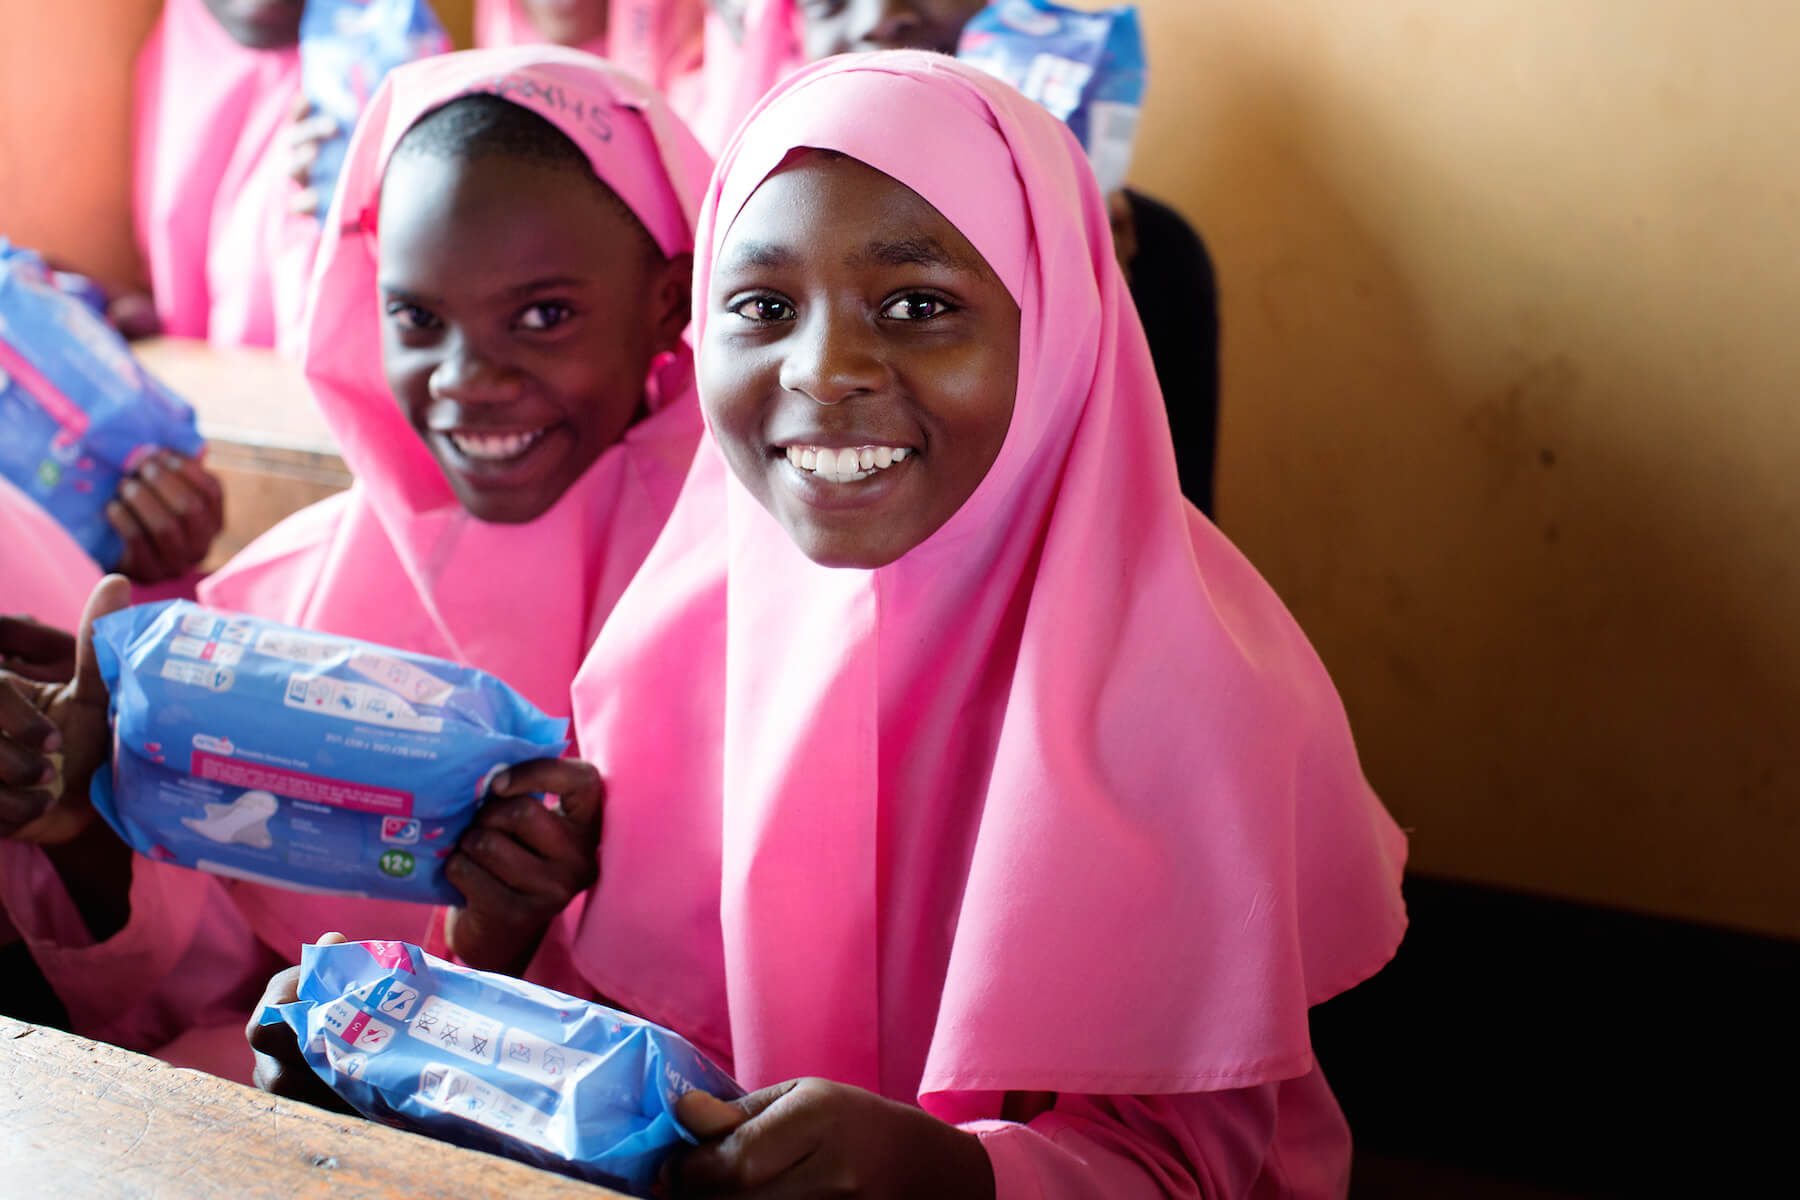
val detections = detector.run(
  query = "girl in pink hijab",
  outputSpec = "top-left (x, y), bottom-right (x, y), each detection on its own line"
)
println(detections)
top-left (0, 45), bottom-right (712, 1082)
top-left (132, 0), bottom-right (315, 352)
top-left (541, 52), bottom-right (1408, 1196)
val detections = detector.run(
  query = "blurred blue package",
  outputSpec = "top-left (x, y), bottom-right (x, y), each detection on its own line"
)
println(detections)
top-left (91, 600), bottom-right (568, 903)
top-left (260, 939), bottom-right (741, 1193)
top-left (301, 0), bottom-right (451, 210)
top-left (958, 0), bottom-right (1147, 194)
top-left (0, 240), bottom-right (205, 569)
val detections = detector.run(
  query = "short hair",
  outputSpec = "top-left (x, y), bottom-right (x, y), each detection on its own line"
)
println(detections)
top-left (390, 93), bottom-right (659, 256)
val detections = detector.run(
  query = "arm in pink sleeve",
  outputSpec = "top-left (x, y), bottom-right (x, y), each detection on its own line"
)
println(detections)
top-left (959, 1067), bottom-right (1351, 1200)
top-left (0, 841), bottom-right (285, 1058)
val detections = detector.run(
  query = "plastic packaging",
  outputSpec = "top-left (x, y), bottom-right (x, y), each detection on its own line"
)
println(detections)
top-left (91, 600), bottom-right (568, 903)
top-left (261, 939), bottom-right (741, 1193)
top-left (957, 0), bottom-right (1147, 194)
top-left (0, 241), bottom-right (205, 570)
top-left (301, 0), bottom-right (452, 210)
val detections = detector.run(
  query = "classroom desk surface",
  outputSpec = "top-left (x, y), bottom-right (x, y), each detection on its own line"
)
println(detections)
top-left (132, 337), bottom-right (352, 568)
top-left (0, 1015), bottom-right (628, 1199)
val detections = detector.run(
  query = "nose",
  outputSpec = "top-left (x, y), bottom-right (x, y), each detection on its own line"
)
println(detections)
top-left (778, 307), bottom-right (887, 405)
top-left (849, 0), bottom-right (927, 51)
top-left (427, 335), bottom-right (521, 405)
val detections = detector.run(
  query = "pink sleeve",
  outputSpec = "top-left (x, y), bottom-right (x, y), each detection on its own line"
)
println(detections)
top-left (958, 1067), bottom-right (1351, 1200)
top-left (0, 842), bottom-right (284, 1066)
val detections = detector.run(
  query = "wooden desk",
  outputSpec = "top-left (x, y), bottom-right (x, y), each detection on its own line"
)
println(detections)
top-left (132, 337), bottom-right (353, 570)
top-left (0, 1016), bottom-right (627, 1198)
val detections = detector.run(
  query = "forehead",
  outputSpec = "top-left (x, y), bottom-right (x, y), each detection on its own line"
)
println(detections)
top-left (718, 153), bottom-right (995, 282)
top-left (376, 152), bottom-right (644, 281)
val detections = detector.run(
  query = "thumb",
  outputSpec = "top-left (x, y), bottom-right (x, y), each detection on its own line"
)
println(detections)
top-left (316, 931), bottom-right (349, 946)
top-left (70, 576), bottom-right (132, 705)
top-left (676, 1079), bottom-right (797, 1140)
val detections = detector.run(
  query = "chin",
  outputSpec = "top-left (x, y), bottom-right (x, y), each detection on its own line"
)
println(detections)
top-left (456, 491), bottom-right (555, 526)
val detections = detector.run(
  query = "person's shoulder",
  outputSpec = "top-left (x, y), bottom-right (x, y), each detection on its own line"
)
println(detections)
top-left (1124, 189), bottom-right (1213, 277)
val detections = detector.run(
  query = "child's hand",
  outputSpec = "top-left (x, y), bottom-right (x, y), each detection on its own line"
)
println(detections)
top-left (104, 291), bottom-right (163, 341)
top-left (669, 1079), bottom-right (996, 1200)
top-left (443, 759), bottom-right (604, 976)
top-left (283, 94), bottom-right (339, 218)
top-left (0, 615), bottom-right (77, 683)
top-left (246, 931), bottom-right (358, 1114)
top-left (108, 452), bottom-right (225, 583)
top-left (0, 576), bottom-right (129, 843)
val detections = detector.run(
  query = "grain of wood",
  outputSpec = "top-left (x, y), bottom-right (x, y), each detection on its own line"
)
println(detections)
top-left (0, 1016), bottom-right (627, 1199)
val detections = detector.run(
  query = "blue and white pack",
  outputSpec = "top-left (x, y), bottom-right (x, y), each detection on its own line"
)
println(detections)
top-left (91, 601), bottom-right (568, 904)
top-left (958, 0), bottom-right (1148, 194)
top-left (0, 241), bottom-right (205, 569)
top-left (260, 940), bottom-right (741, 1194)
top-left (301, 0), bottom-right (452, 210)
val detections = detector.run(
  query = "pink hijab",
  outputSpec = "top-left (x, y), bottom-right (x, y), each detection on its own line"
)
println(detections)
top-left (199, 45), bottom-right (711, 958)
top-left (134, 0), bottom-right (311, 352)
top-left (566, 52), bottom-right (1407, 1106)
top-left (475, 1), bottom-right (708, 133)
top-left (200, 45), bottom-right (711, 720)
top-left (692, 0), bottom-right (802, 150)
top-left (0, 476), bottom-right (100, 632)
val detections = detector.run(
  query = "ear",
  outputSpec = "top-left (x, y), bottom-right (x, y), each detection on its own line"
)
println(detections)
top-left (651, 252), bottom-right (694, 354)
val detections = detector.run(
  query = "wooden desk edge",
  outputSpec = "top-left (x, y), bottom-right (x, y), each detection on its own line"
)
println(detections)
top-left (0, 1016), bottom-right (631, 1199)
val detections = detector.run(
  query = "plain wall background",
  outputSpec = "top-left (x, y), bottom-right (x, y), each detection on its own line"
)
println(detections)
top-left (1123, 0), bottom-right (1799, 938)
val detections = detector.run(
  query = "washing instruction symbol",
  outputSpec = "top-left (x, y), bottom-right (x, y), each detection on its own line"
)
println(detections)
top-left (181, 790), bottom-right (278, 848)
top-left (378, 849), bottom-right (416, 878)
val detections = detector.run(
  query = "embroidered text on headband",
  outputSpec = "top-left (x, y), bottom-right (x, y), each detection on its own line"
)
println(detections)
top-left (349, 60), bottom-right (690, 258)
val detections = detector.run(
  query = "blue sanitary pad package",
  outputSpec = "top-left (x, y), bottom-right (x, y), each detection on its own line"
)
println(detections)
top-left (261, 939), bottom-right (742, 1193)
top-left (301, 0), bottom-right (452, 209)
top-left (0, 241), bottom-right (205, 568)
top-left (958, 0), bottom-right (1147, 194)
top-left (91, 601), bottom-right (568, 903)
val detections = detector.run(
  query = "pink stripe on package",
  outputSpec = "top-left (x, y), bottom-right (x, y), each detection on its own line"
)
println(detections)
top-left (0, 336), bottom-right (90, 437)
top-left (190, 749), bottom-right (414, 815)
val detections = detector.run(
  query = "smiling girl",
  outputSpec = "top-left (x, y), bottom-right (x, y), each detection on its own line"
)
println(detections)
top-left (0, 46), bottom-right (713, 1083)
top-left (491, 51), bottom-right (1405, 1197)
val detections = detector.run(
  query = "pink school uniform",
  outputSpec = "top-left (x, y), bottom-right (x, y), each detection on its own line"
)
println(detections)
top-left (0, 476), bottom-right (101, 632)
top-left (134, 0), bottom-right (316, 354)
top-left (547, 52), bottom-right (1409, 1196)
top-left (0, 46), bottom-right (712, 1083)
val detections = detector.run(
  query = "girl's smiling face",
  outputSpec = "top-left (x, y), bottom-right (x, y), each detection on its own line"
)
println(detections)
top-left (377, 148), bottom-right (691, 525)
top-left (702, 151), bottom-right (1020, 568)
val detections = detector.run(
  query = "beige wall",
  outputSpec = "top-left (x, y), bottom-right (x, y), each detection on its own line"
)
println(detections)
top-left (1124, 0), bottom-right (1800, 937)
top-left (0, 1), bottom-right (161, 288)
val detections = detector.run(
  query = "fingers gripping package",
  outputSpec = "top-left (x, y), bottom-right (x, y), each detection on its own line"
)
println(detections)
top-left (261, 940), bottom-right (742, 1193)
top-left (0, 241), bottom-right (205, 568)
top-left (301, 0), bottom-right (452, 209)
top-left (957, 0), bottom-right (1147, 194)
top-left (91, 601), bottom-right (567, 902)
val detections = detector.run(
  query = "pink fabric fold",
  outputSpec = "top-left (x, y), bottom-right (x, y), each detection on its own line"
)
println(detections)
top-left (0, 476), bottom-right (101, 630)
top-left (567, 51), bottom-right (1407, 1114)
top-left (693, 0), bottom-right (803, 150)
top-left (191, 45), bottom-right (711, 961)
top-left (134, 0), bottom-right (315, 353)
top-left (475, 1), bottom-right (710, 137)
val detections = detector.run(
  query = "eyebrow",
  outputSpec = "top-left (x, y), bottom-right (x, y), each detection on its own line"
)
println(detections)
top-left (717, 234), bottom-right (983, 277)
top-left (377, 276), bottom-right (589, 304)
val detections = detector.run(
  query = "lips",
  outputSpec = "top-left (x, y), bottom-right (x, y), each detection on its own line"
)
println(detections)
top-left (446, 428), bottom-right (548, 463)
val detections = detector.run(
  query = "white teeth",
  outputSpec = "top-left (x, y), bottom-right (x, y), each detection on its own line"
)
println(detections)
top-left (448, 429), bottom-right (545, 462)
top-left (782, 443), bottom-right (914, 483)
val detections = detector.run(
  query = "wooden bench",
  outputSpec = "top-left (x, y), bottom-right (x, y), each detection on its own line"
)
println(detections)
top-left (0, 1015), bottom-right (628, 1197)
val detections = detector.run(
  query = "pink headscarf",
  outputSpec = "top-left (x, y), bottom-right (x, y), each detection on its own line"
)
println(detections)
top-left (134, 0), bottom-right (312, 352)
top-left (566, 52), bottom-right (1407, 1105)
top-left (475, 1), bottom-right (709, 134)
top-left (0, 476), bottom-right (100, 632)
top-left (198, 46), bottom-right (712, 954)
top-left (201, 44), bottom-right (711, 718)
